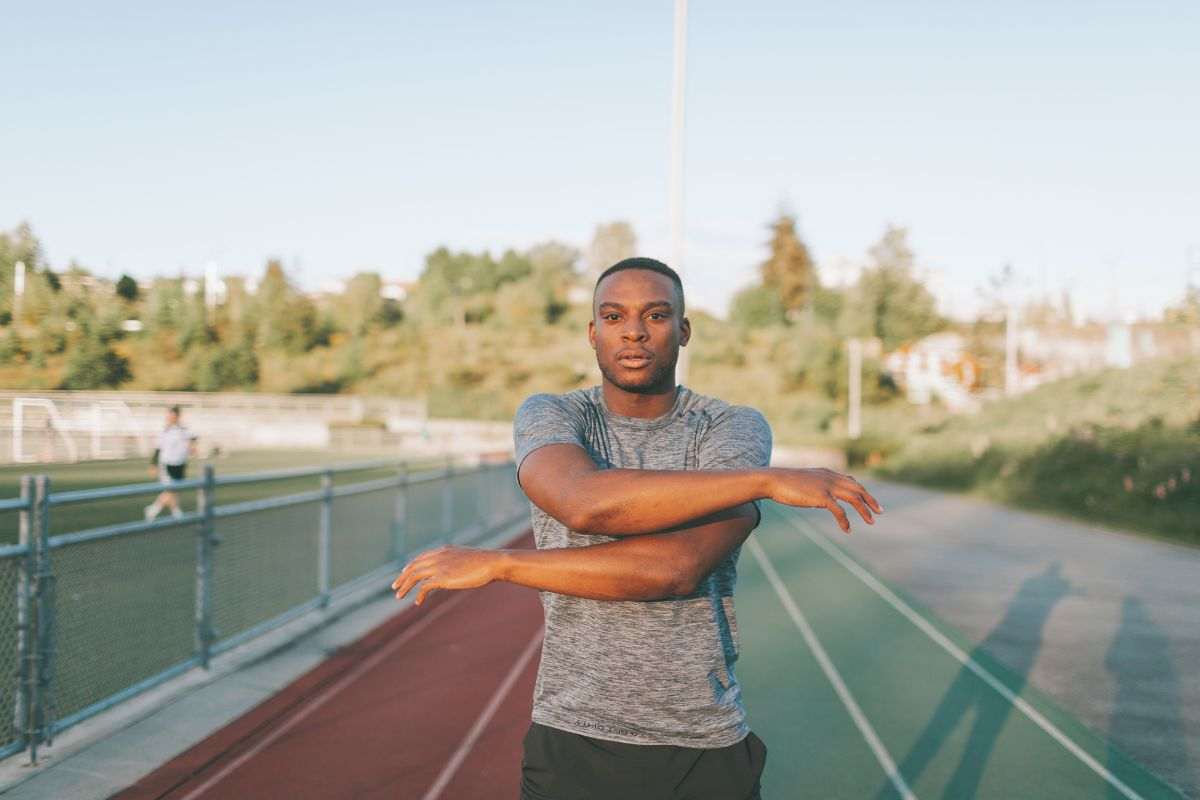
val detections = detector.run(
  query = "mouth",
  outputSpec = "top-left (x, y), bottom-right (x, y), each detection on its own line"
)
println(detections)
top-left (616, 352), bottom-right (653, 369)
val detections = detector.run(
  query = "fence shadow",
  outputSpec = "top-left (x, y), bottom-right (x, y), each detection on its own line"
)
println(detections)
top-left (874, 561), bottom-right (1076, 799)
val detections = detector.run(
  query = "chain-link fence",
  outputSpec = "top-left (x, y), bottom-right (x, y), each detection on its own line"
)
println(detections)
top-left (0, 454), bottom-right (528, 764)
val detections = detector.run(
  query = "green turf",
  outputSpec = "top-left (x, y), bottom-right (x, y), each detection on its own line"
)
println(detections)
top-left (738, 502), bottom-right (1185, 799)
top-left (0, 449), bottom-right (450, 544)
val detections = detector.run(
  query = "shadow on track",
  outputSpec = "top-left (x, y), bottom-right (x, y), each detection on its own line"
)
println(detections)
top-left (874, 561), bottom-right (1076, 799)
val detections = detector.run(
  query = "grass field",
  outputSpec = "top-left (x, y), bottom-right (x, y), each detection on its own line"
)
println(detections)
top-left (0, 448), bottom-right (449, 544)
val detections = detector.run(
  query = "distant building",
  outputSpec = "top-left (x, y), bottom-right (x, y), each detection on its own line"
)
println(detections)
top-left (883, 332), bottom-right (981, 412)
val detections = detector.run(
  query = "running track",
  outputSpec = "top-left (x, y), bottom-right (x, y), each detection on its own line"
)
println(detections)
top-left (113, 507), bottom-right (1185, 799)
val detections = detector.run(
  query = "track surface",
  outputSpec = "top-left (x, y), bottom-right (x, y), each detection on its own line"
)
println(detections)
top-left (114, 506), bottom-right (1187, 799)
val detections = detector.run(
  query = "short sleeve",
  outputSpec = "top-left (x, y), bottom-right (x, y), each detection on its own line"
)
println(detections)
top-left (697, 405), bottom-right (773, 528)
top-left (512, 393), bottom-right (587, 490)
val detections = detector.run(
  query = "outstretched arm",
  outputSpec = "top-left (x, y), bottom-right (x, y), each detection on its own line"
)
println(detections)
top-left (392, 501), bottom-right (759, 604)
top-left (520, 443), bottom-right (880, 537)
top-left (513, 396), bottom-right (882, 537)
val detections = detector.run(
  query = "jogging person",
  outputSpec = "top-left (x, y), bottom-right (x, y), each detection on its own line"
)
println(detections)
top-left (392, 257), bottom-right (883, 799)
top-left (144, 405), bottom-right (198, 521)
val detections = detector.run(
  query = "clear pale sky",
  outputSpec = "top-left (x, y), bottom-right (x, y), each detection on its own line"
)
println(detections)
top-left (2, 1), bottom-right (1197, 322)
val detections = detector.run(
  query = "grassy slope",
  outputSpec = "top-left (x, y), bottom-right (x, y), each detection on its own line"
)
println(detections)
top-left (861, 355), bottom-right (1200, 546)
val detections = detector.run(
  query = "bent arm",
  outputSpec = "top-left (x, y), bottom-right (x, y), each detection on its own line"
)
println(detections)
top-left (519, 442), bottom-right (770, 536)
top-left (392, 502), bottom-right (760, 604)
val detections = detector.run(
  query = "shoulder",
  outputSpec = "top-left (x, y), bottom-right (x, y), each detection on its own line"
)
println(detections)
top-left (686, 390), bottom-right (769, 430)
top-left (514, 389), bottom-right (595, 424)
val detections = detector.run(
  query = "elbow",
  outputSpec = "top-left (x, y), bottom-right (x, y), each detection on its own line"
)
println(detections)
top-left (659, 558), bottom-right (702, 599)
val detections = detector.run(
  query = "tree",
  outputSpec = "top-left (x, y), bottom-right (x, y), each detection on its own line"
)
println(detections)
top-left (729, 284), bottom-right (785, 329)
top-left (116, 274), bottom-right (139, 302)
top-left (839, 225), bottom-right (946, 349)
top-left (527, 240), bottom-right (580, 322)
top-left (759, 213), bottom-right (818, 322)
top-left (254, 259), bottom-right (326, 352)
top-left (585, 221), bottom-right (638, 284)
top-left (60, 324), bottom-right (132, 388)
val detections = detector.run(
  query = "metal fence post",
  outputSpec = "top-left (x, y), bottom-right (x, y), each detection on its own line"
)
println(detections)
top-left (392, 462), bottom-right (408, 562)
top-left (13, 476), bottom-right (32, 758)
top-left (195, 465), bottom-right (216, 670)
top-left (440, 454), bottom-right (454, 542)
top-left (30, 475), bottom-right (54, 762)
top-left (318, 470), bottom-right (332, 608)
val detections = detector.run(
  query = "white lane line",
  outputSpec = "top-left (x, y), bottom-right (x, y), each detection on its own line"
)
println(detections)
top-left (782, 511), bottom-right (1145, 800)
top-left (746, 536), bottom-right (917, 800)
top-left (177, 592), bottom-right (468, 800)
top-left (421, 629), bottom-right (545, 800)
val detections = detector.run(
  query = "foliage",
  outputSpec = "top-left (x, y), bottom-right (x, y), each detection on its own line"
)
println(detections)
top-left (838, 225), bottom-right (947, 348)
top-left (60, 325), bottom-right (132, 389)
top-left (585, 221), bottom-right (637, 283)
top-left (115, 274), bottom-right (139, 302)
top-left (729, 284), bottom-right (785, 329)
top-left (759, 213), bottom-right (818, 319)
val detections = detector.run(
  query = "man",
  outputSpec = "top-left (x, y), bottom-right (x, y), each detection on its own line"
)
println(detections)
top-left (392, 257), bottom-right (883, 799)
top-left (144, 405), bottom-right (198, 521)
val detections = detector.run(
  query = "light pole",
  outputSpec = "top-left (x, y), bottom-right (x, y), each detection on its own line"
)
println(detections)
top-left (847, 337), bottom-right (863, 439)
top-left (12, 261), bottom-right (25, 325)
top-left (670, 0), bottom-right (689, 386)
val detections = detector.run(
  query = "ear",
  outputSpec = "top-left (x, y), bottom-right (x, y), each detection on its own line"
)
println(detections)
top-left (587, 319), bottom-right (596, 350)
top-left (679, 315), bottom-right (691, 347)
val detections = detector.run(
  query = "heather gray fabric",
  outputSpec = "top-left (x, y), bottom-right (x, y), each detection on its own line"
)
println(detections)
top-left (512, 383), bottom-right (773, 748)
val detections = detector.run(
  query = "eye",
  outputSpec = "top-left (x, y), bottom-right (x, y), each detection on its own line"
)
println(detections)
top-left (604, 313), bottom-right (620, 321)
top-left (649, 312), bottom-right (666, 320)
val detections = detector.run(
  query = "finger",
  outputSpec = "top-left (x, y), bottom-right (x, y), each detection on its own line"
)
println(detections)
top-left (392, 552), bottom-right (437, 590)
top-left (415, 580), bottom-right (440, 605)
top-left (839, 476), bottom-right (884, 515)
top-left (395, 566), bottom-right (433, 599)
top-left (834, 488), bottom-right (874, 524)
top-left (825, 497), bottom-right (850, 533)
top-left (391, 561), bottom-right (421, 591)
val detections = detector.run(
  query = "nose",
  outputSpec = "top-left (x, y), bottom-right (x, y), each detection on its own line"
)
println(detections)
top-left (621, 319), bottom-right (649, 342)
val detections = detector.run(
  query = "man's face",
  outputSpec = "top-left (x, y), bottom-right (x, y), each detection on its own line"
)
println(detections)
top-left (166, 411), bottom-right (179, 426)
top-left (587, 269), bottom-right (690, 394)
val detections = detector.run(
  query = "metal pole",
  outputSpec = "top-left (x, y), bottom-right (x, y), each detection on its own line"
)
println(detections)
top-left (848, 338), bottom-right (863, 439)
top-left (195, 465), bottom-right (216, 669)
top-left (670, 0), bottom-right (690, 387)
top-left (30, 475), bottom-right (53, 762)
top-left (441, 454), bottom-right (454, 542)
top-left (14, 476), bottom-right (32, 756)
top-left (318, 469), bottom-right (332, 608)
top-left (392, 462), bottom-right (408, 562)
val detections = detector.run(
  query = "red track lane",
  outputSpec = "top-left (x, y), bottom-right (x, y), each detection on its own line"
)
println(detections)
top-left (114, 531), bottom-right (543, 800)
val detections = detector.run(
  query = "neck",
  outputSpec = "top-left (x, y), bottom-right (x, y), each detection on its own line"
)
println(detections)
top-left (600, 380), bottom-right (679, 419)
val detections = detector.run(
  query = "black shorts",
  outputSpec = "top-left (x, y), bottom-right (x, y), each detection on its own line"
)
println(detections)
top-left (520, 722), bottom-right (767, 800)
top-left (164, 463), bottom-right (186, 481)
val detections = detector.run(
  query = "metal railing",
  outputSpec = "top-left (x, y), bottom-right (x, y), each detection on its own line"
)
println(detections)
top-left (0, 454), bottom-right (528, 764)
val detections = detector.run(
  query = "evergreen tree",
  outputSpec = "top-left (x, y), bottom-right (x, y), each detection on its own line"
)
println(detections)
top-left (760, 213), bottom-right (818, 321)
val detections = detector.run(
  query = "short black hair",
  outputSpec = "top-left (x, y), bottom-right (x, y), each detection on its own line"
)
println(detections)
top-left (593, 257), bottom-right (685, 316)
top-left (168, 405), bottom-right (181, 416)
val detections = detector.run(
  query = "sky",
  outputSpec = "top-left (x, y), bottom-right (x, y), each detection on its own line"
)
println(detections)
top-left (2, 1), bottom-right (1197, 323)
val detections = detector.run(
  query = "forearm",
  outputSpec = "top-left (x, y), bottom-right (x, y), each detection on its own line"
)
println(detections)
top-left (573, 467), bottom-right (771, 537)
top-left (493, 536), bottom-right (695, 601)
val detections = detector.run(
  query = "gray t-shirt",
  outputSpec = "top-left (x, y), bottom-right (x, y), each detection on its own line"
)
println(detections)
top-left (512, 383), bottom-right (773, 748)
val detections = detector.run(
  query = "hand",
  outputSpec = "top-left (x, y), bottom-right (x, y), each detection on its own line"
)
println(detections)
top-left (147, 466), bottom-right (158, 478)
top-left (391, 546), bottom-right (499, 605)
top-left (769, 468), bottom-right (884, 534)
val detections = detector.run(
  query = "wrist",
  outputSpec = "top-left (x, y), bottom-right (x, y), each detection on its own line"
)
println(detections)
top-left (491, 549), bottom-right (517, 583)
top-left (756, 467), bottom-right (777, 503)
